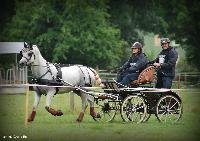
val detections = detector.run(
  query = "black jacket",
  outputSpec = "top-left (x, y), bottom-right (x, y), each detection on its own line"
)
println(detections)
top-left (154, 47), bottom-right (178, 78)
top-left (121, 53), bottom-right (148, 73)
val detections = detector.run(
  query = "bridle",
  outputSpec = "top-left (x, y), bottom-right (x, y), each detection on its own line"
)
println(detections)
top-left (20, 48), bottom-right (54, 81)
top-left (20, 49), bottom-right (35, 65)
top-left (22, 54), bottom-right (32, 63)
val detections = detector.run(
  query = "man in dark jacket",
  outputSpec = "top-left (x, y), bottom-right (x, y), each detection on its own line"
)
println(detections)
top-left (153, 38), bottom-right (178, 89)
top-left (117, 42), bottom-right (148, 86)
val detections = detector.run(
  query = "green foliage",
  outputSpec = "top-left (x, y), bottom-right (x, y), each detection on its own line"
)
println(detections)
top-left (52, 0), bottom-right (127, 68)
top-left (108, 0), bottom-right (200, 71)
top-left (1, 0), bottom-right (199, 70)
top-left (154, 0), bottom-right (200, 71)
top-left (0, 0), bottom-right (126, 69)
top-left (0, 54), bottom-right (15, 69)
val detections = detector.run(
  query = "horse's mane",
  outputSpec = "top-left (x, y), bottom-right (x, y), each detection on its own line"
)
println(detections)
top-left (32, 45), bottom-right (46, 62)
top-left (32, 45), bottom-right (40, 54)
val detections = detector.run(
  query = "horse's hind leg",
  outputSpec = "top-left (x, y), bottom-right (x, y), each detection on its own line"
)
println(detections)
top-left (45, 88), bottom-right (63, 116)
top-left (28, 90), bottom-right (41, 122)
top-left (76, 93), bottom-right (88, 122)
top-left (87, 95), bottom-right (99, 119)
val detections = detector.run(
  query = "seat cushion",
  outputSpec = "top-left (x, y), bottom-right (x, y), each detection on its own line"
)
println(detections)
top-left (131, 66), bottom-right (155, 85)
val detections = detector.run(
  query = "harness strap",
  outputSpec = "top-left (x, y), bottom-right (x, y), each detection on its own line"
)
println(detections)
top-left (46, 62), bottom-right (55, 79)
top-left (78, 66), bottom-right (92, 86)
top-left (22, 51), bottom-right (35, 64)
top-left (88, 67), bottom-right (99, 80)
top-left (22, 56), bottom-right (30, 62)
top-left (85, 67), bottom-right (92, 86)
top-left (32, 62), bottom-right (55, 82)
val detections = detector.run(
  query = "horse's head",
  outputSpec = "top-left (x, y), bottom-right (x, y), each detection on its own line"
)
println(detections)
top-left (19, 42), bottom-right (35, 67)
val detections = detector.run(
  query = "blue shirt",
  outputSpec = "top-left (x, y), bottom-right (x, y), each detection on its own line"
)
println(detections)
top-left (122, 53), bottom-right (149, 73)
top-left (155, 47), bottom-right (178, 78)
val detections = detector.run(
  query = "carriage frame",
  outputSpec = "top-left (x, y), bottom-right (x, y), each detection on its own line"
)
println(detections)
top-left (91, 65), bottom-right (183, 123)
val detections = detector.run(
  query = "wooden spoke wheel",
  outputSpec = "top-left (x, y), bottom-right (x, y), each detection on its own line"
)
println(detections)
top-left (94, 99), bottom-right (117, 122)
top-left (156, 95), bottom-right (182, 123)
top-left (121, 95), bottom-right (147, 123)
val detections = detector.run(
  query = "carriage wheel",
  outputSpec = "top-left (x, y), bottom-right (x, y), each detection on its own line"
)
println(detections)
top-left (142, 113), bottom-right (151, 122)
top-left (156, 95), bottom-right (182, 123)
top-left (142, 97), bottom-right (151, 123)
top-left (94, 99), bottom-right (117, 122)
top-left (121, 95), bottom-right (147, 123)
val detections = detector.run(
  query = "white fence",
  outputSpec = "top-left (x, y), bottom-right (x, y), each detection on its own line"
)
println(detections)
top-left (0, 66), bottom-right (28, 93)
top-left (0, 67), bottom-right (27, 84)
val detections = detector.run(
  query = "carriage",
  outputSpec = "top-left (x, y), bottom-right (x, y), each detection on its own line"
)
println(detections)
top-left (19, 43), bottom-right (182, 123)
top-left (92, 65), bottom-right (183, 123)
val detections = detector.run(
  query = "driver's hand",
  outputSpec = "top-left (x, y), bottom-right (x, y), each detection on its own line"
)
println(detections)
top-left (153, 63), bottom-right (161, 68)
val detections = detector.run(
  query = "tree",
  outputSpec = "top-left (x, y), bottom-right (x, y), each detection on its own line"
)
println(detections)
top-left (154, 0), bottom-right (200, 70)
top-left (108, 0), bottom-right (200, 71)
top-left (1, 0), bottom-right (126, 69)
top-left (1, 0), bottom-right (199, 71)
top-left (108, 0), bottom-right (169, 65)
top-left (52, 0), bottom-right (126, 68)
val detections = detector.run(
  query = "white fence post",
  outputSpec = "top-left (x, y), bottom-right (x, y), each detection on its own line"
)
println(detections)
top-left (19, 68), bottom-right (27, 84)
top-left (0, 68), bottom-right (5, 84)
top-left (6, 69), bottom-right (15, 84)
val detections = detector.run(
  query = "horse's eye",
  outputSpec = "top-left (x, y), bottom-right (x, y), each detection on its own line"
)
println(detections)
top-left (19, 51), bottom-right (22, 56)
top-left (28, 52), bottom-right (33, 57)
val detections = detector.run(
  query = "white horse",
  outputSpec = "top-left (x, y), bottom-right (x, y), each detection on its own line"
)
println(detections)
top-left (19, 43), bottom-right (102, 122)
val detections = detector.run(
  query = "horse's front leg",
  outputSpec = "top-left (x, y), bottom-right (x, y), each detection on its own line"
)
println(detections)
top-left (76, 92), bottom-right (88, 122)
top-left (45, 88), bottom-right (63, 116)
top-left (28, 88), bottom-right (41, 122)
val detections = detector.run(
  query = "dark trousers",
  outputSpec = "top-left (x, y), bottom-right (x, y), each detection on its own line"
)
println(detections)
top-left (117, 72), bottom-right (139, 86)
top-left (155, 76), bottom-right (173, 89)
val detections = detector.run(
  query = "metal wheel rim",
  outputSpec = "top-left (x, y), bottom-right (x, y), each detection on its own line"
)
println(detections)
top-left (121, 95), bottom-right (147, 123)
top-left (142, 113), bottom-right (151, 123)
top-left (156, 95), bottom-right (182, 123)
top-left (94, 100), bottom-right (117, 122)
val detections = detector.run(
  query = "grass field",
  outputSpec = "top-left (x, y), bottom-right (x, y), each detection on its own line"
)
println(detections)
top-left (0, 89), bottom-right (200, 141)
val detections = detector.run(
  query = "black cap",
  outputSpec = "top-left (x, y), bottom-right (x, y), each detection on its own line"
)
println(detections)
top-left (131, 42), bottom-right (142, 49)
top-left (161, 38), bottom-right (170, 44)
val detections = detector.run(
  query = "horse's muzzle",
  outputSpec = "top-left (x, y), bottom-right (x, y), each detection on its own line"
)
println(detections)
top-left (19, 61), bottom-right (26, 68)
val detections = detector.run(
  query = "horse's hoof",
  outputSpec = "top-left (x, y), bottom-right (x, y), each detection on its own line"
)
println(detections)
top-left (56, 110), bottom-right (63, 116)
top-left (76, 112), bottom-right (84, 122)
top-left (27, 111), bottom-right (36, 122)
top-left (76, 119), bottom-right (82, 123)
top-left (27, 118), bottom-right (33, 122)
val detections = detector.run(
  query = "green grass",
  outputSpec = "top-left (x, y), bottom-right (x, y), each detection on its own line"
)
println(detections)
top-left (0, 89), bottom-right (200, 141)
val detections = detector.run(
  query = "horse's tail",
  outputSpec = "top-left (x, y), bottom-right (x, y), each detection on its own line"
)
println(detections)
top-left (88, 67), bottom-right (102, 87)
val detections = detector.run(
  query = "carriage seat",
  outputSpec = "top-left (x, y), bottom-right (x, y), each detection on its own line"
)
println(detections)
top-left (131, 65), bottom-right (156, 85)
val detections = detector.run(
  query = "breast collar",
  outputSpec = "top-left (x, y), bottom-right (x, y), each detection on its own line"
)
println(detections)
top-left (31, 62), bottom-right (55, 82)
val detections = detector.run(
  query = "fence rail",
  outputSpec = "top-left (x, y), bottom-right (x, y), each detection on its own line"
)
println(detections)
top-left (98, 70), bottom-right (200, 88)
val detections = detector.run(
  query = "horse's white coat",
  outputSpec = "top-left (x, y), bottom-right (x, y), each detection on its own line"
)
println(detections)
top-left (19, 45), bottom-right (101, 121)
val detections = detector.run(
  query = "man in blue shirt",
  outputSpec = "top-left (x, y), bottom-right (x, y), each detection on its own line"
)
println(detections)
top-left (153, 38), bottom-right (178, 89)
top-left (117, 42), bottom-right (149, 86)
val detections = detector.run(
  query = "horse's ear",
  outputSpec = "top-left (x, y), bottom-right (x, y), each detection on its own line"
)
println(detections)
top-left (24, 42), bottom-right (34, 50)
top-left (24, 42), bottom-right (29, 48)
top-left (19, 51), bottom-right (22, 56)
